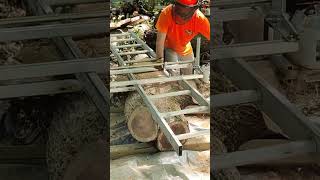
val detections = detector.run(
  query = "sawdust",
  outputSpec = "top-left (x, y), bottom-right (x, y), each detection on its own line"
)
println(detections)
top-left (212, 63), bottom-right (268, 151)
top-left (185, 115), bottom-right (210, 129)
top-left (211, 57), bottom-right (271, 180)
top-left (190, 151), bottom-right (210, 174)
top-left (0, 1), bottom-right (26, 65)
top-left (196, 79), bottom-right (210, 98)
top-left (76, 38), bottom-right (107, 57)
top-left (0, 1), bottom-right (25, 18)
top-left (46, 93), bottom-right (106, 180)
top-left (282, 82), bottom-right (320, 118)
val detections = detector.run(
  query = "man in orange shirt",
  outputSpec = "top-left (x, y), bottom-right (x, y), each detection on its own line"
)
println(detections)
top-left (155, 0), bottom-right (210, 75)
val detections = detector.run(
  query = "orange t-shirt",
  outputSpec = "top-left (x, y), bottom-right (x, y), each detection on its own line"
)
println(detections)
top-left (156, 5), bottom-right (210, 56)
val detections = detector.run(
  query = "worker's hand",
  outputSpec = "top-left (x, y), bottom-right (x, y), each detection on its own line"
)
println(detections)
top-left (154, 57), bottom-right (164, 71)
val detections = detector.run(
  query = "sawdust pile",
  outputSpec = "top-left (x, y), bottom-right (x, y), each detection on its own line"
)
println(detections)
top-left (76, 38), bottom-right (108, 58)
top-left (0, 1), bottom-right (26, 65)
top-left (211, 60), bottom-right (268, 153)
top-left (46, 93), bottom-right (106, 180)
top-left (211, 22), bottom-right (269, 179)
top-left (283, 82), bottom-right (320, 117)
top-left (211, 135), bottom-right (241, 180)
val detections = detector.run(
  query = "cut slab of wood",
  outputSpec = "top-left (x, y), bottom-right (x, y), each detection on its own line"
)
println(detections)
top-left (124, 88), bottom-right (159, 142)
top-left (127, 105), bottom-right (158, 142)
top-left (156, 120), bottom-right (190, 151)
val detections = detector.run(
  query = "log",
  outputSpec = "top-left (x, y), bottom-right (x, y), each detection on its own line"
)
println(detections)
top-left (111, 140), bottom-right (210, 160)
top-left (156, 120), bottom-right (189, 151)
top-left (127, 105), bottom-right (158, 142)
top-left (124, 85), bottom-right (188, 144)
top-left (124, 88), bottom-right (159, 142)
top-left (154, 93), bottom-right (189, 151)
top-left (111, 143), bottom-right (157, 160)
top-left (110, 16), bottom-right (149, 30)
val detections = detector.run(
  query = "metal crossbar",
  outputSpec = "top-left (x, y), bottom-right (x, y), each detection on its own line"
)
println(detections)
top-left (110, 31), bottom-right (210, 155)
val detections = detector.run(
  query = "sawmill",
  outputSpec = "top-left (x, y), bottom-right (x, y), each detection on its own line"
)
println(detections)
top-left (0, 0), bottom-right (108, 179)
top-left (109, 0), bottom-right (211, 179)
top-left (212, 0), bottom-right (320, 179)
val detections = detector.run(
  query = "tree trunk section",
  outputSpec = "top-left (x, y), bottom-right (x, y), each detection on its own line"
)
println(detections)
top-left (156, 120), bottom-right (190, 151)
top-left (124, 85), bottom-right (189, 145)
top-left (127, 105), bottom-right (158, 142)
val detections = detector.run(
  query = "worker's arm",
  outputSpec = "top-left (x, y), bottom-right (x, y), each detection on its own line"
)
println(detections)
top-left (197, 12), bottom-right (210, 40)
top-left (155, 7), bottom-right (170, 60)
top-left (156, 32), bottom-right (166, 60)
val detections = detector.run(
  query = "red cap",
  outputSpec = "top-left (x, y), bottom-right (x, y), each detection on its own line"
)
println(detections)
top-left (176, 0), bottom-right (198, 6)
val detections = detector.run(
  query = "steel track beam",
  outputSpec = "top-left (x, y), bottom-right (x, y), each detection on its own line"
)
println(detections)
top-left (212, 140), bottom-right (316, 170)
top-left (111, 60), bottom-right (194, 70)
top-left (212, 0), bottom-right (270, 7)
top-left (212, 90), bottom-right (259, 107)
top-left (110, 67), bottom-right (157, 75)
top-left (214, 7), bottom-right (260, 22)
top-left (48, 0), bottom-right (106, 6)
top-left (0, 79), bottom-right (82, 99)
top-left (213, 41), bottom-right (299, 59)
top-left (0, 58), bottom-right (105, 81)
top-left (110, 74), bottom-right (203, 87)
top-left (0, 11), bottom-right (108, 27)
top-left (0, 19), bottom-right (106, 42)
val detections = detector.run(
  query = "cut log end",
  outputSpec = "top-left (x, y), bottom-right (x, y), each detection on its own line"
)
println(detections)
top-left (156, 121), bottom-right (190, 151)
top-left (127, 105), bottom-right (158, 142)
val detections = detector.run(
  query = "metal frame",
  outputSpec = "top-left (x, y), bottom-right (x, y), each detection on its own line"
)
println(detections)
top-left (110, 31), bottom-right (210, 155)
top-left (48, 0), bottom-right (106, 6)
top-left (33, 1), bottom-right (109, 121)
top-left (0, 19), bottom-right (106, 42)
top-left (0, 11), bottom-right (108, 27)
top-left (211, 0), bottom-right (320, 171)
top-left (212, 0), bottom-right (270, 7)
top-left (213, 41), bottom-right (299, 59)
top-left (0, 0), bottom-right (108, 121)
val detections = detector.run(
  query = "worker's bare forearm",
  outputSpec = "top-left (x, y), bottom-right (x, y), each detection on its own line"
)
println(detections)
top-left (156, 32), bottom-right (166, 59)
